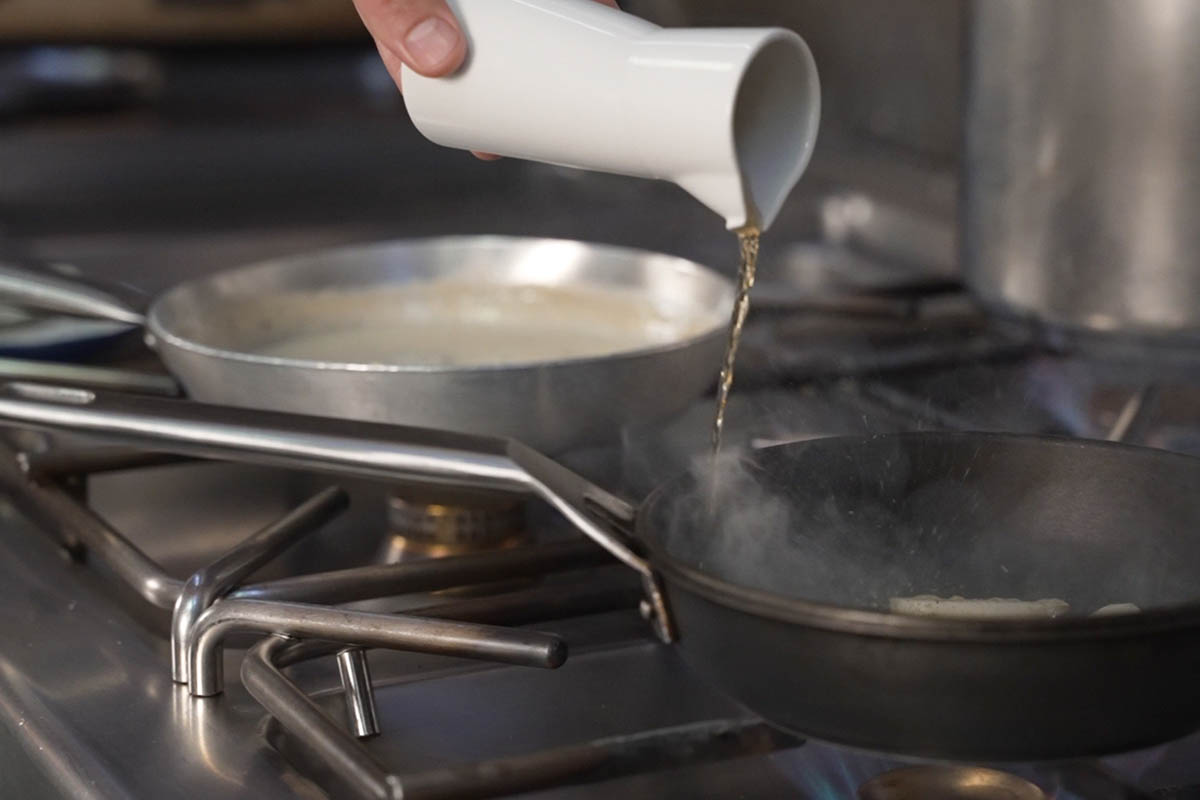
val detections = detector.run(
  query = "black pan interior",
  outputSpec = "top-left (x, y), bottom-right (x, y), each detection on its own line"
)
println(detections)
top-left (641, 433), bottom-right (1200, 616)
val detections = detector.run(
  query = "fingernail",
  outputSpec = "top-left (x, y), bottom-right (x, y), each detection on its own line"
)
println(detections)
top-left (403, 16), bottom-right (461, 73)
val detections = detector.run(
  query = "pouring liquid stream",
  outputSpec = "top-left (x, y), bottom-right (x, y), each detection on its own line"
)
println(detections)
top-left (711, 227), bottom-right (761, 459)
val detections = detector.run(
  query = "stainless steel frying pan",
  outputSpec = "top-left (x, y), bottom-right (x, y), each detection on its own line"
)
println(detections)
top-left (0, 237), bottom-right (733, 451)
top-left (2, 385), bottom-right (1199, 762)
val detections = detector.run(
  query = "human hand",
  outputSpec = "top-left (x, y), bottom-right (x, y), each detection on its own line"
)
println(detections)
top-left (353, 0), bottom-right (620, 86)
top-left (353, 0), bottom-right (619, 159)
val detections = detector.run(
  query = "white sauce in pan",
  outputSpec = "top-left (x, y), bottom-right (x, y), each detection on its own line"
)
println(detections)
top-left (249, 281), bottom-right (721, 367)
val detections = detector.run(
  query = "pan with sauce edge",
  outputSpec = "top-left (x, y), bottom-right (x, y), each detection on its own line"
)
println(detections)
top-left (0, 237), bottom-right (734, 452)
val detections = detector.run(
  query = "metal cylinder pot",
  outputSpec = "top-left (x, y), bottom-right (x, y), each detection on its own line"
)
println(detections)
top-left (964, 0), bottom-right (1200, 338)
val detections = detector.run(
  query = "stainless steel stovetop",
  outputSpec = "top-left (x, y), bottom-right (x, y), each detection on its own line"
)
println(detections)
top-left (2, 280), bottom-right (1200, 799)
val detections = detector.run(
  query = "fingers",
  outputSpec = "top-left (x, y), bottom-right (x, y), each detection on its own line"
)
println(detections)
top-left (364, 0), bottom-right (619, 164)
top-left (353, 0), bottom-right (467, 78)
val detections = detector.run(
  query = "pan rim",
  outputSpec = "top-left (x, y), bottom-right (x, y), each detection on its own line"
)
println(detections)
top-left (145, 235), bottom-right (735, 375)
top-left (639, 431), bottom-right (1200, 642)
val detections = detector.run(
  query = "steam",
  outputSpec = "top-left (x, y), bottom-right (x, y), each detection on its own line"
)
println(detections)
top-left (638, 434), bottom-right (1187, 615)
top-left (650, 445), bottom-right (932, 610)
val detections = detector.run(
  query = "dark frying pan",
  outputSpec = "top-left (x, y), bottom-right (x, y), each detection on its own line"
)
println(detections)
top-left (639, 432), bottom-right (1200, 760)
top-left (0, 385), bottom-right (1198, 761)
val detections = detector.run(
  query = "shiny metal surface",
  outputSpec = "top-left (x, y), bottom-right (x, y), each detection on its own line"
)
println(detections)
top-left (0, 499), bottom-right (744, 800)
top-left (21, 383), bottom-right (1200, 757)
top-left (147, 237), bottom-right (731, 452)
top-left (0, 258), bottom-right (146, 325)
top-left (6, 356), bottom-right (1200, 796)
top-left (18, 446), bottom-right (195, 480)
top-left (187, 598), bottom-right (567, 696)
top-left (0, 382), bottom-right (676, 638)
top-left (964, 0), bottom-right (1200, 337)
top-left (0, 238), bottom-right (731, 452)
top-left (236, 539), bottom-right (611, 606)
top-left (0, 437), bottom-right (367, 612)
top-left (0, 385), bottom-right (654, 577)
top-left (335, 649), bottom-right (379, 740)
top-left (0, 440), bottom-right (184, 608)
top-left (0, 383), bottom-right (533, 492)
top-left (171, 486), bottom-right (348, 685)
top-left (858, 766), bottom-right (1047, 800)
top-left (1, 434), bottom-right (613, 617)
top-left (0, 356), bottom-right (177, 396)
top-left (22, 384), bottom-right (1200, 759)
top-left (249, 574), bottom-right (641, 761)
top-left (0, 508), bottom-right (327, 800)
top-left (241, 636), bottom-right (396, 800)
top-left (244, 635), bottom-right (796, 800)
top-left (378, 719), bottom-right (790, 800)
top-left (386, 494), bottom-right (526, 552)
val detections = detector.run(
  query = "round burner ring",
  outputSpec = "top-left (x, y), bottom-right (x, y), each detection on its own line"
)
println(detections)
top-left (858, 766), bottom-right (1047, 800)
top-left (388, 495), bottom-right (524, 546)
top-left (381, 493), bottom-right (529, 562)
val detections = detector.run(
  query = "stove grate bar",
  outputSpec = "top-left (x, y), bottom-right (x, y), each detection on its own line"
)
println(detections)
top-left (171, 484), bottom-right (350, 687)
top-left (0, 435), bottom-right (629, 738)
top-left (18, 445), bottom-right (198, 480)
top-left (233, 538), bottom-right (612, 606)
top-left (246, 631), bottom-right (795, 800)
top-left (395, 718), bottom-right (797, 800)
top-left (0, 436), bottom-right (184, 608)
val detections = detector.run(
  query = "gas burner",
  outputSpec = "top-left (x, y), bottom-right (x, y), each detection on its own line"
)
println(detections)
top-left (859, 766), bottom-right (1047, 800)
top-left (382, 492), bottom-right (528, 560)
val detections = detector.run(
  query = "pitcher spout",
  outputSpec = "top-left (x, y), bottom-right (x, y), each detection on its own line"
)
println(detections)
top-left (727, 30), bottom-right (821, 231)
top-left (648, 29), bottom-right (820, 231)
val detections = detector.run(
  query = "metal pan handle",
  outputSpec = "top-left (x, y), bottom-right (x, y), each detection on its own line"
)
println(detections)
top-left (0, 258), bottom-right (147, 326)
top-left (503, 440), bottom-right (677, 639)
top-left (0, 382), bottom-right (675, 638)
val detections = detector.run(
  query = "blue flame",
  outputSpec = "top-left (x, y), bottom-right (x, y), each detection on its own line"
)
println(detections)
top-left (769, 741), bottom-right (900, 799)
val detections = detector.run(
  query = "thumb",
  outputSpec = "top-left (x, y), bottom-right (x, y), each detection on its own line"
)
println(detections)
top-left (353, 0), bottom-right (467, 78)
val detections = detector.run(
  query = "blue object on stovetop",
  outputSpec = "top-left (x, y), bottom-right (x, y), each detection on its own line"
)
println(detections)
top-left (0, 316), bottom-right (137, 359)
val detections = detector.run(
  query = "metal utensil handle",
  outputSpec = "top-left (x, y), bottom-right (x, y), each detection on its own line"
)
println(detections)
top-left (0, 259), bottom-right (147, 326)
top-left (0, 382), bottom-right (674, 633)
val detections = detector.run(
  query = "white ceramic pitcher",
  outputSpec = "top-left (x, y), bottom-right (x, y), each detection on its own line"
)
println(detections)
top-left (401, 0), bottom-right (820, 232)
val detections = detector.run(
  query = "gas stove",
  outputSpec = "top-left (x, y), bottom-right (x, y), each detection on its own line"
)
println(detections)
top-left (1, 270), bottom-right (1200, 800)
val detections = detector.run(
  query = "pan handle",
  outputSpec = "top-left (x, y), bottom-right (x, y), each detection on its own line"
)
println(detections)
top-left (0, 258), bottom-right (148, 326)
top-left (0, 383), bottom-right (677, 639)
top-left (504, 441), bottom-right (676, 640)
